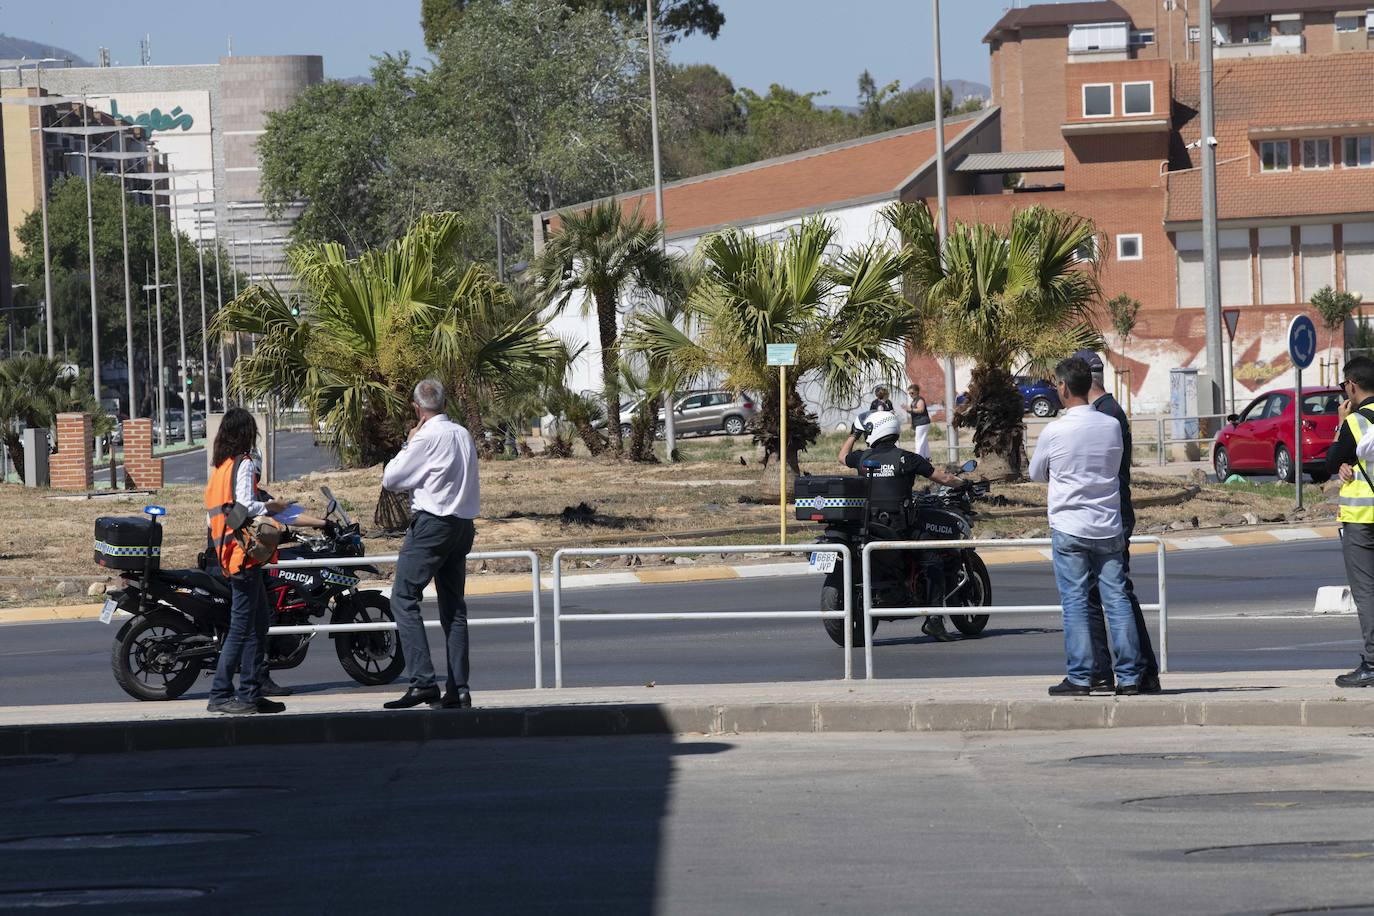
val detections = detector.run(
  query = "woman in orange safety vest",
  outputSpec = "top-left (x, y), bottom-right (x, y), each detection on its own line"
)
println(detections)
top-left (204, 409), bottom-right (290, 716)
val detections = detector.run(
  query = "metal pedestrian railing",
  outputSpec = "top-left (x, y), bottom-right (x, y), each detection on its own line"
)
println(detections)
top-left (552, 543), bottom-right (854, 688)
top-left (265, 549), bottom-right (544, 688)
top-left (860, 537), bottom-right (1168, 680)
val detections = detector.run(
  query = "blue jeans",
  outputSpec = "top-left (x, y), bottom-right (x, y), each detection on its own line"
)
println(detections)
top-left (1051, 530), bottom-right (1143, 687)
top-left (210, 568), bottom-right (267, 703)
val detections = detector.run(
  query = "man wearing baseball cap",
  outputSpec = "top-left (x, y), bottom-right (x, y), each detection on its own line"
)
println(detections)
top-left (1072, 349), bottom-right (1161, 693)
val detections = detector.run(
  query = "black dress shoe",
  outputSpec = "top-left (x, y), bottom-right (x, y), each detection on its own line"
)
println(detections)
top-left (1048, 678), bottom-right (1091, 697)
top-left (1336, 662), bottom-right (1374, 688)
top-left (1090, 676), bottom-right (1116, 695)
top-left (1115, 683), bottom-right (1141, 696)
top-left (254, 698), bottom-right (286, 714)
top-left (384, 686), bottom-right (441, 709)
top-left (261, 676), bottom-right (293, 697)
top-left (922, 616), bottom-right (954, 642)
top-left (207, 698), bottom-right (257, 716)
top-left (1139, 673), bottom-right (1163, 694)
top-left (432, 687), bottom-right (472, 709)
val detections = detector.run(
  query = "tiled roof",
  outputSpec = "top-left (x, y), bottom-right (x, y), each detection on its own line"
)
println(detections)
top-left (546, 109), bottom-right (994, 241)
top-left (985, 1), bottom-right (1130, 41)
top-left (1166, 52), bottom-right (1374, 224)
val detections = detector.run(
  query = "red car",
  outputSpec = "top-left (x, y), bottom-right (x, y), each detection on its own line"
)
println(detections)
top-left (1213, 386), bottom-right (1342, 484)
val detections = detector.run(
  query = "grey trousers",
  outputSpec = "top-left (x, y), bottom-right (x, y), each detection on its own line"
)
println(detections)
top-left (1341, 522), bottom-right (1374, 663)
top-left (391, 512), bottom-right (476, 691)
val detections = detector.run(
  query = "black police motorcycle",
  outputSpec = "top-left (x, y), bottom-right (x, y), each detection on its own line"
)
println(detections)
top-left (796, 460), bottom-right (993, 647)
top-left (99, 486), bottom-right (404, 700)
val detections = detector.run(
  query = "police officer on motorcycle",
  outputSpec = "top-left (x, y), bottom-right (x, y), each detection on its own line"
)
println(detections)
top-left (839, 410), bottom-right (969, 641)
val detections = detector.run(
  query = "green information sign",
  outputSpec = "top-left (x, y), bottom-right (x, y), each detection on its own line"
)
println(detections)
top-left (766, 343), bottom-right (798, 366)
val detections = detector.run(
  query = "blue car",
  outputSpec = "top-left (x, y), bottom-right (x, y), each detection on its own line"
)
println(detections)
top-left (1015, 376), bottom-right (1061, 418)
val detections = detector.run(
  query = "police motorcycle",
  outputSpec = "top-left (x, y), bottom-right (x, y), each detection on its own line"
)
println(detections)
top-left (97, 486), bottom-right (404, 700)
top-left (795, 437), bottom-right (993, 649)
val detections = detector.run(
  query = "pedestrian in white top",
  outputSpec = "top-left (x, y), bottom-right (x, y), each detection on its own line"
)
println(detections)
top-left (1029, 357), bottom-right (1144, 697)
top-left (380, 378), bottom-right (481, 710)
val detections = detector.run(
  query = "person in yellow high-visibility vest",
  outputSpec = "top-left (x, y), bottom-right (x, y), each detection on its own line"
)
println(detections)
top-left (1332, 357), bottom-right (1374, 687)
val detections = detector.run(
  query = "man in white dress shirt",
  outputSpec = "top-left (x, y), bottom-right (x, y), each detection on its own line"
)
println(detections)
top-left (1029, 357), bottom-right (1144, 696)
top-left (380, 379), bottom-right (481, 710)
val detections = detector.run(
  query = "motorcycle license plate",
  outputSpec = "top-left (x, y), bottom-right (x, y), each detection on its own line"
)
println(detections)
top-left (98, 598), bottom-right (118, 625)
top-left (809, 552), bottom-right (838, 574)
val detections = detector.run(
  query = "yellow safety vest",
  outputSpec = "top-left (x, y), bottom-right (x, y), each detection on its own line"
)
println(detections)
top-left (1339, 410), bottom-right (1374, 524)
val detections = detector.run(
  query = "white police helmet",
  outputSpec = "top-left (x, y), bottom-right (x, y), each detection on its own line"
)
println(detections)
top-left (862, 410), bottom-right (900, 443)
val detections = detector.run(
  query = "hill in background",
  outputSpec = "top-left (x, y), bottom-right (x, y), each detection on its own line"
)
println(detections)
top-left (0, 34), bottom-right (91, 68)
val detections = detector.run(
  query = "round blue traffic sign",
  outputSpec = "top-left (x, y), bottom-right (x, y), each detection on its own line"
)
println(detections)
top-left (1288, 314), bottom-right (1317, 370)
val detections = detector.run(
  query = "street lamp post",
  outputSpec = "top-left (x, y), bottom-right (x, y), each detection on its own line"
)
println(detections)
top-left (646, 0), bottom-right (677, 460)
top-left (931, 0), bottom-right (959, 463)
top-left (90, 145), bottom-right (150, 422)
top-left (194, 182), bottom-right (211, 414)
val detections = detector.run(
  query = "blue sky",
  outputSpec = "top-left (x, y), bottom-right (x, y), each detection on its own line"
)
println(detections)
top-left (2, 0), bottom-right (996, 105)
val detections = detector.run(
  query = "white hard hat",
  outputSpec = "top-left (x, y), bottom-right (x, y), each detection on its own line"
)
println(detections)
top-left (863, 410), bottom-right (900, 443)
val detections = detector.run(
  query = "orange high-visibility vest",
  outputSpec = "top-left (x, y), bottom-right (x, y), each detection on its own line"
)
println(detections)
top-left (205, 455), bottom-right (261, 575)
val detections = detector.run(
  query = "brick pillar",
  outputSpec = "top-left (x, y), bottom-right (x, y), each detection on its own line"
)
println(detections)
top-left (122, 418), bottom-right (163, 490)
top-left (50, 413), bottom-right (93, 491)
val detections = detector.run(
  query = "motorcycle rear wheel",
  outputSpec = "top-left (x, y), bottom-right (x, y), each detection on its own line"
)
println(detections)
top-left (334, 592), bottom-right (406, 686)
top-left (822, 573), bottom-right (874, 648)
top-left (948, 552), bottom-right (992, 637)
top-left (111, 610), bottom-right (204, 701)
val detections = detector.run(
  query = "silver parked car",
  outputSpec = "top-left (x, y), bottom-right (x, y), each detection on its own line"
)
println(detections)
top-left (662, 390), bottom-right (758, 438)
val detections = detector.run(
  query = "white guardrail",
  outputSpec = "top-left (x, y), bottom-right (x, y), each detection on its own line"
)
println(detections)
top-left (859, 537), bottom-right (1168, 680)
top-left (552, 543), bottom-right (854, 688)
top-left (265, 550), bottom-right (543, 689)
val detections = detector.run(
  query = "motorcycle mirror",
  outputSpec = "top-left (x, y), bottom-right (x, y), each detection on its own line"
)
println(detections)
top-left (321, 485), bottom-right (353, 526)
top-left (959, 459), bottom-right (978, 474)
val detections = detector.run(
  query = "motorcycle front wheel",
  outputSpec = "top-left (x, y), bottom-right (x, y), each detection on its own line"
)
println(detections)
top-left (333, 592), bottom-right (406, 686)
top-left (822, 571), bottom-right (875, 648)
top-left (110, 610), bottom-right (204, 701)
top-left (948, 552), bottom-right (992, 637)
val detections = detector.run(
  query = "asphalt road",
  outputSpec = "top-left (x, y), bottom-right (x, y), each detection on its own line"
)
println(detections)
top-left (0, 540), bottom-right (1361, 707)
top-left (5, 728), bottom-right (1374, 913)
top-left (154, 432), bottom-right (338, 485)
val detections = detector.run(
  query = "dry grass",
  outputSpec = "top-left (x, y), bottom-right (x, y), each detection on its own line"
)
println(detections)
top-left (0, 431), bottom-right (1336, 606)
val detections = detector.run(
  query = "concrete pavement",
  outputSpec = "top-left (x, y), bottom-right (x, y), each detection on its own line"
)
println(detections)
top-left (3, 670), bottom-right (1372, 756)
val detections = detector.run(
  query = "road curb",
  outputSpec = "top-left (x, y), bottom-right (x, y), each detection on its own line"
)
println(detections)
top-left (0, 523), bottom-right (1341, 622)
top-left (4, 695), bottom-right (1374, 755)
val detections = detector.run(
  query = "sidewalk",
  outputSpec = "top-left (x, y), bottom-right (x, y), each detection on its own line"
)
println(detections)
top-left (3, 670), bottom-right (1369, 756)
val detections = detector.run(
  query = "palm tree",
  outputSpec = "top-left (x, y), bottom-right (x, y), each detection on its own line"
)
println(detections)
top-left (0, 355), bottom-right (107, 483)
top-left (629, 217), bottom-right (915, 481)
top-left (884, 201), bottom-right (1103, 479)
top-left (534, 201), bottom-right (674, 456)
top-left (213, 212), bottom-right (561, 525)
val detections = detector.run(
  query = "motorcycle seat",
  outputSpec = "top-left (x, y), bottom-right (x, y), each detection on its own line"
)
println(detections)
top-left (158, 567), bottom-right (231, 598)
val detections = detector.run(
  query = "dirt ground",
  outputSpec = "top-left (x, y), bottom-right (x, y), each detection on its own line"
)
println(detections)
top-left (0, 432), bottom-right (1335, 606)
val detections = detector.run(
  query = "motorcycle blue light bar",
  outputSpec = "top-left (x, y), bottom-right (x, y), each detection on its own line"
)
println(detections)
top-left (143, 505), bottom-right (167, 517)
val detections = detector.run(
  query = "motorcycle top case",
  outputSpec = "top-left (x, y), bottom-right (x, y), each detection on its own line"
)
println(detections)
top-left (94, 516), bottom-right (162, 571)
top-left (793, 475), bottom-right (869, 523)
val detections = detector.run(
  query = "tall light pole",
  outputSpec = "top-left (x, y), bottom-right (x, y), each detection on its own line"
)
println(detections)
top-left (170, 169), bottom-right (191, 444)
top-left (1198, 0), bottom-right (1225, 418)
top-left (126, 161), bottom-right (171, 445)
top-left (931, 0), bottom-right (959, 463)
top-left (194, 182), bottom-right (211, 414)
top-left (90, 144), bottom-right (148, 420)
top-left (212, 216), bottom-right (228, 408)
top-left (646, 0), bottom-right (677, 459)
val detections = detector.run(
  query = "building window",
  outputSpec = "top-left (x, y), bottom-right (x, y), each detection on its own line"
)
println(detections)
top-left (1259, 227), bottom-right (1293, 304)
top-left (1122, 82), bottom-right (1153, 116)
top-left (1117, 234), bottom-right (1143, 261)
top-left (1346, 223), bottom-right (1374, 298)
top-left (1260, 140), bottom-right (1291, 172)
top-left (1301, 224), bottom-right (1335, 300)
top-left (1336, 14), bottom-right (1361, 31)
top-left (1344, 135), bottom-right (1374, 168)
top-left (1220, 229), bottom-right (1254, 306)
top-left (1129, 28), bottom-right (1155, 45)
top-left (1082, 83), bottom-right (1113, 118)
top-left (1302, 138), bottom-right (1333, 170)
top-left (1069, 21), bottom-right (1129, 52)
top-left (1074, 235), bottom-right (1100, 263)
top-left (1188, 25), bottom-right (1201, 41)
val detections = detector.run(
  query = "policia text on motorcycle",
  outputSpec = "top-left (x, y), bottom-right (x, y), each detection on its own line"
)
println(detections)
top-left (839, 410), bottom-right (968, 641)
top-left (1331, 356), bottom-right (1374, 688)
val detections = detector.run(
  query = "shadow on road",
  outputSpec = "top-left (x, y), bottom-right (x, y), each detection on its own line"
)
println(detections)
top-left (0, 712), bottom-right (733, 912)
